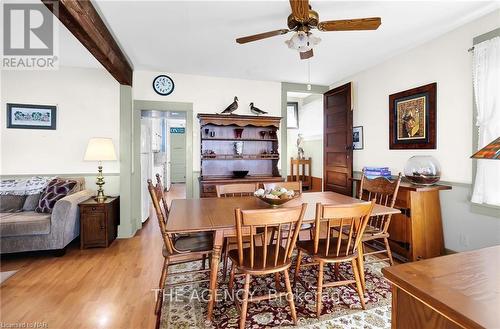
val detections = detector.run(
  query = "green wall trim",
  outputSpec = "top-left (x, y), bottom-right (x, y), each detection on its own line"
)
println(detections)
top-left (281, 82), bottom-right (328, 178)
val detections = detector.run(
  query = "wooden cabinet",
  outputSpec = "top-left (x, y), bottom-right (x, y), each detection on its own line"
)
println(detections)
top-left (198, 114), bottom-right (283, 198)
top-left (79, 197), bottom-right (120, 249)
top-left (354, 178), bottom-right (451, 262)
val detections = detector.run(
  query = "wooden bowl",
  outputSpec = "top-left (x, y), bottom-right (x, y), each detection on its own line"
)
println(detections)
top-left (256, 194), bottom-right (298, 207)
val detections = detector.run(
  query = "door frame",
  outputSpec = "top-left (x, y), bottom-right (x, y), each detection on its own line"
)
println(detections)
top-left (133, 100), bottom-right (194, 197)
top-left (281, 82), bottom-right (329, 179)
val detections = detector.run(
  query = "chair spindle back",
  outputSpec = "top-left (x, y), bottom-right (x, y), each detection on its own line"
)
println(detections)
top-left (147, 179), bottom-right (176, 254)
top-left (358, 172), bottom-right (402, 232)
top-left (155, 174), bottom-right (170, 219)
top-left (216, 183), bottom-right (258, 198)
top-left (313, 201), bottom-right (375, 257)
top-left (235, 204), bottom-right (307, 269)
top-left (263, 181), bottom-right (302, 194)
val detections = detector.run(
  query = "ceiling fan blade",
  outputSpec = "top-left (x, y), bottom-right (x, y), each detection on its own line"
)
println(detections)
top-left (300, 49), bottom-right (313, 60)
top-left (318, 17), bottom-right (381, 31)
top-left (236, 29), bottom-right (290, 44)
top-left (289, 0), bottom-right (309, 22)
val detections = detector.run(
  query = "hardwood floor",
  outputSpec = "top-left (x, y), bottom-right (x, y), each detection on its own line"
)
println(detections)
top-left (0, 184), bottom-right (396, 329)
top-left (0, 184), bottom-right (186, 329)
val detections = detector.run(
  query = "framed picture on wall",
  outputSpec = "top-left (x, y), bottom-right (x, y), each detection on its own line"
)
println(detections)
top-left (6, 103), bottom-right (57, 130)
top-left (353, 126), bottom-right (364, 150)
top-left (286, 102), bottom-right (299, 129)
top-left (389, 83), bottom-right (436, 149)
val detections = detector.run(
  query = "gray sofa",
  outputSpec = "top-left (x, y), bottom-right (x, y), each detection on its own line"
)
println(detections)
top-left (0, 177), bottom-right (94, 255)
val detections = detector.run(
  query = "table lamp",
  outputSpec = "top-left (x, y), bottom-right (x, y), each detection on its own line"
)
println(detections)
top-left (84, 137), bottom-right (117, 202)
top-left (471, 137), bottom-right (500, 159)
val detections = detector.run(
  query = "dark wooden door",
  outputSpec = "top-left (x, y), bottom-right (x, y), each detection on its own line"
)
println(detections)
top-left (323, 83), bottom-right (353, 195)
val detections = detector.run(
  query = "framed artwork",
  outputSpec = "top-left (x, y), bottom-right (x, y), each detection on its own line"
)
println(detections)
top-left (6, 103), bottom-right (57, 130)
top-left (286, 102), bottom-right (299, 129)
top-left (353, 126), bottom-right (364, 150)
top-left (389, 83), bottom-right (436, 149)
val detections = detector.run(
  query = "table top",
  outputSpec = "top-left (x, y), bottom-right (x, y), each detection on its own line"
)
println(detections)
top-left (351, 174), bottom-right (452, 192)
top-left (382, 245), bottom-right (500, 329)
top-left (167, 192), bottom-right (400, 233)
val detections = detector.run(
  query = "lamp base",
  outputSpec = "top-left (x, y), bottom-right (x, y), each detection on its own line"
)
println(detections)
top-left (95, 163), bottom-right (107, 203)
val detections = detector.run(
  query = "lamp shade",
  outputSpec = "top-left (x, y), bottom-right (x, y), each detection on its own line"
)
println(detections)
top-left (84, 138), bottom-right (117, 161)
top-left (471, 136), bottom-right (500, 160)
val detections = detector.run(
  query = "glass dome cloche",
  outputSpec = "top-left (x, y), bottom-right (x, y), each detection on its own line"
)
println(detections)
top-left (404, 155), bottom-right (441, 186)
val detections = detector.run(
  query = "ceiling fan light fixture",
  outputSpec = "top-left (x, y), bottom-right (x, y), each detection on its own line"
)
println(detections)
top-left (285, 31), bottom-right (321, 52)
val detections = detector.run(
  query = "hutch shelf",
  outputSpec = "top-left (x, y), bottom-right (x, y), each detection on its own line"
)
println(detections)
top-left (198, 113), bottom-right (283, 198)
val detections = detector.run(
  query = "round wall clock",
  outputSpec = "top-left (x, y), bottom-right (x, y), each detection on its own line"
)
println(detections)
top-left (153, 75), bottom-right (174, 96)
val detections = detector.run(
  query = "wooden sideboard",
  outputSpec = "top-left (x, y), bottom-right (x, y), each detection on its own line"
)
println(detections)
top-left (383, 246), bottom-right (500, 329)
top-left (198, 114), bottom-right (283, 198)
top-left (353, 176), bottom-right (451, 262)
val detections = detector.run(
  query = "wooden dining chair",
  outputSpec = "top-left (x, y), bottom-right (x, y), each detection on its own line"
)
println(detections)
top-left (294, 200), bottom-right (375, 316)
top-left (228, 204), bottom-right (307, 329)
top-left (216, 183), bottom-right (258, 280)
top-left (357, 172), bottom-right (402, 266)
top-left (263, 181), bottom-right (312, 241)
top-left (263, 181), bottom-right (302, 193)
top-left (216, 183), bottom-right (258, 197)
top-left (290, 157), bottom-right (312, 190)
top-left (147, 180), bottom-right (214, 317)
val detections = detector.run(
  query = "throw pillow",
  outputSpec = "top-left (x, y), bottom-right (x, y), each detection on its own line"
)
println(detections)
top-left (23, 193), bottom-right (41, 211)
top-left (35, 179), bottom-right (77, 214)
top-left (0, 195), bottom-right (27, 212)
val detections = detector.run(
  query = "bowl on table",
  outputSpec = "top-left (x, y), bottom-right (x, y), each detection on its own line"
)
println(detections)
top-left (232, 170), bottom-right (249, 178)
top-left (254, 187), bottom-right (298, 207)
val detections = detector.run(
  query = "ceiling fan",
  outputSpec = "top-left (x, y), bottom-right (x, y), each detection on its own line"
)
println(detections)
top-left (236, 0), bottom-right (381, 60)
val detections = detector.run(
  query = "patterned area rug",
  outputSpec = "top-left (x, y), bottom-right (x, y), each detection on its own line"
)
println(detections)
top-left (160, 255), bottom-right (392, 328)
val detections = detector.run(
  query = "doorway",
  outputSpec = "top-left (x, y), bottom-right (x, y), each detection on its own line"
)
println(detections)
top-left (285, 91), bottom-right (325, 191)
top-left (139, 110), bottom-right (187, 223)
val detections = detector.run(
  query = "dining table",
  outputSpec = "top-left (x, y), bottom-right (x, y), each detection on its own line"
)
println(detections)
top-left (167, 191), bottom-right (401, 321)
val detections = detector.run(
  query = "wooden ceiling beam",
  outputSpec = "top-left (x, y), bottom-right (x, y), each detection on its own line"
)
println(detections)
top-left (42, 0), bottom-right (133, 86)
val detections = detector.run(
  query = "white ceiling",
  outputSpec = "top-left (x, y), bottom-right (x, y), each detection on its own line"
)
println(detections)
top-left (59, 1), bottom-right (499, 85)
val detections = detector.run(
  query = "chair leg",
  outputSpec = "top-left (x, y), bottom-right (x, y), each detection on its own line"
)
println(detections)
top-left (228, 262), bottom-right (236, 295)
top-left (293, 249), bottom-right (303, 288)
top-left (202, 254), bottom-right (206, 270)
top-left (316, 261), bottom-right (324, 318)
top-left (222, 239), bottom-right (230, 281)
top-left (239, 274), bottom-right (251, 329)
top-left (351, 259), bottom-right (366, 310)
top-left (357, 243), bottom-right (366, 293)
top-left (384, 238), bottom-right (394, 265)
top-left (275, 272), bottom-right (281, 291)
top-left (334, 263), bottom-right (339, 280)
top-left (155, 257), bottom-right (169, 315)
top-left (283, 269), bottom-right (297, 325)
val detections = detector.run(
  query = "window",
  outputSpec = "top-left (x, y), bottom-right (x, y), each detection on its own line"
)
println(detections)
top-left (471, 34), bottom-right (500, 206)
top-left (287, 102), bottom-right (299, 129)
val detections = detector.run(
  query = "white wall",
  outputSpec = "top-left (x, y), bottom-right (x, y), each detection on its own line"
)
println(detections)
top-left (1, 67), bottom-right (120, 194)
top-left (331, 10), bottom-right (500, 184)
top-left (133, 71), bottom-right (282, 172)
top-left (330, 10), bottom-right (500, 251)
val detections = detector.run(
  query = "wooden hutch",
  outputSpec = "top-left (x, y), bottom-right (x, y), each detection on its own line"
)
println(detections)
top-left (198, 114), bottom-right (283, 198)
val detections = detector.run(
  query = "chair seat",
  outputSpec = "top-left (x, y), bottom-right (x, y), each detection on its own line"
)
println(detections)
top-left (361, 225), bottom-right (389, 240)
top-left (163, 232), bottom-right (213, 256)
top-left (228, 246), bottom-right (291, 272)
top-left (297, 239), bottom-right (358, 261)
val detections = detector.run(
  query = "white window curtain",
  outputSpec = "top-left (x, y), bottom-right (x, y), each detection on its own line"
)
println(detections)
top-left (471, 36), bottom-right (500, 206)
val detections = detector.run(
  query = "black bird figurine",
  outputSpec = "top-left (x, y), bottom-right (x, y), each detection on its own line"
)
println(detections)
top-left (220, 96), bottom-right (238, 114)
top-left (250, 102), bottom-right (268, 115)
